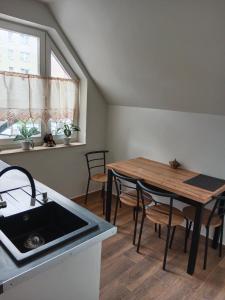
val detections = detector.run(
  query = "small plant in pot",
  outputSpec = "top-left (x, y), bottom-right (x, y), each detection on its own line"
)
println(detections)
top-left (14, 121), bottom-right (40, 150)
top-left (57, 123), bottom-right (80, 145)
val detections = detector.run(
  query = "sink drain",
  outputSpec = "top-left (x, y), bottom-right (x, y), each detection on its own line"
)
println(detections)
top-left (24, 233), bottom-right (45, 250)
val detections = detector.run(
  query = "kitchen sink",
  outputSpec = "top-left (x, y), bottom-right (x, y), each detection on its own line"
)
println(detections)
top-left (0, 201), bottom-right (98, 263)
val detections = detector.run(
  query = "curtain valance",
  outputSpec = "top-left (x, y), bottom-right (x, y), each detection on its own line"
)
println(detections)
top-left (0, 71), bottom-right (79, 125)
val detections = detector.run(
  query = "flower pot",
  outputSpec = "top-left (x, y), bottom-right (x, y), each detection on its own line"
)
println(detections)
top-left (21, 140), bottom-right (34, 150)
top-left (64, 137), bottom-right (71, 145)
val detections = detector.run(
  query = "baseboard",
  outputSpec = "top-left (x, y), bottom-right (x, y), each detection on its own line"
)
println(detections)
top-left (71, 191), bottom-right (117, 202)
top-left (71, 189), bottom-right (102, 202)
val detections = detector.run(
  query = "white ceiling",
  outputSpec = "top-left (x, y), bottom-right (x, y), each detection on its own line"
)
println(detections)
top-left (41, 0), bottom-right (225, 115)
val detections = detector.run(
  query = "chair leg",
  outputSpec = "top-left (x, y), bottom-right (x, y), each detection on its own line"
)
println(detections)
top-left (133, 207), bottom-right (136, 221)
top-left (101, 183), bottom-right (104, 197)
top-left (155, 223), bottom-right (157, 232)
top-left (103, 198), bottom-right (105, 215)
top-left (113, 196), bottom-right (120, 225)
top-left (184, 219), bottom-right (189, 253)
top-left (188, 221), bottom-right (192, 238)
top-left (101, 183), bottom-right (105, 215)
top-left (85, 178), bottom-right (90, 204)
top-left (133, 206), bottom-right (139, 245)
top-left (219, 217), bottom-right (224, 257)
top-left (137, 212), bottom-right (145, 253)
top-left (169, 226), bottom-right (176, 249)
top-left (158, 224), bottom-right (161, 238)
top-left (203, 227), bottom-right (209, 270)
top-left (163, 223), bottom-right (172, 270)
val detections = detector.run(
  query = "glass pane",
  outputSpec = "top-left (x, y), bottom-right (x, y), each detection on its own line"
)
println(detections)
top-left (0, 28), bottom-right (40, 75)
top-left (0, 119), bottom-right (41, 139)
top-left (51, 51), bottom-right (70, 79)
top-left (49, 118), bottom-right (72, 136)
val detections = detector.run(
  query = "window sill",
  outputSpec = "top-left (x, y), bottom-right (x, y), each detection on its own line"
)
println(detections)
top-left (0, 142), bottom-right (85, 156)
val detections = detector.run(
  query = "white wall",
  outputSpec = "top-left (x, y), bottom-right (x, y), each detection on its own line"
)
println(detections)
top-left (107, 105), bottom-right (225, 179)
top-left (0, 0), bottom-right (107, 198)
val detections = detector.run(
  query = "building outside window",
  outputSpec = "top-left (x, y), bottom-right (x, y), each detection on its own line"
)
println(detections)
top-left (7, 31), bottom-right (13, 42)
top-left (0, 27), bottom-right (39, 75)
top-left (20, 33), bottom-right (29, 45)
top-left (20, 68), bottom-right (29, 74)
top-left (20, 51), bottom-right (30, 63)
top-left (8, 49), bottom-right (14, 60)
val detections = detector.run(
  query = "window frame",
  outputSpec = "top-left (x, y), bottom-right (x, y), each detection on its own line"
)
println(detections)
top-left (0, 20), bottom-right (46, 148)
top-left (45, 35), bottom-right (80, 143)
top-left (0, 19), bottom-right (80, 149)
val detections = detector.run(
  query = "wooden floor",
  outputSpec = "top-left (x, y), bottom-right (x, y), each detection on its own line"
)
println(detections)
top-left (75, 192), bottom-right (225, 300)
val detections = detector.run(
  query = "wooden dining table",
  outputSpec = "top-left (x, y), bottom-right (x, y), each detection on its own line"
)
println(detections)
top-left (105, 157), bottom-right (225, 275)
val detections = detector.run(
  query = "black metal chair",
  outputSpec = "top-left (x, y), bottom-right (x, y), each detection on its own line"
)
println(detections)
top-left (112, 169), bottom-right (152, 245)
top-left (136, 180), bottom-right (184, 270)
top-left (85, 150), bottom-right (109, 214)
top-left (183, 196), bottom-right (225, 270)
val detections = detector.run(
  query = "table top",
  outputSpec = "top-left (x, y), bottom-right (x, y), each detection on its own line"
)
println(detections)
top-left (107, 157), bottom-right (225, 204)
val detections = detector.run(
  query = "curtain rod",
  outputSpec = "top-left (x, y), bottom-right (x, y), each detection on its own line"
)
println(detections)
top-left (0, 71), bottom-right (80, 84)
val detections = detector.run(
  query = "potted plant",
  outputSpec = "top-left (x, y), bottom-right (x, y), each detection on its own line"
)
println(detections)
top-left (14, 121), bottom-right (40, 150)
top-left (57, 123), bottom-right (80, 145)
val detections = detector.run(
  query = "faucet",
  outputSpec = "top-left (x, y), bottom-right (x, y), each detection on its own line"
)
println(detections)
top-left (0, 194), bottom-right (7, 209)
top-left (0, 166), bottom-right (37, 207)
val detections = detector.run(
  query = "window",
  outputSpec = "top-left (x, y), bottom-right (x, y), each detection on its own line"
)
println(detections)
top-left (20, 68), bottom-right (29, 74)
top-left (0, 120), bottom-right (41, 140)
top-left (20, 33), bottom-right (29, 45)
top-left (0, 20), bottom-right (80, 149)
top-left (49, 51), bottom-right (73, 135)
top-left (8, 31), bottom-right (13, 42)
top-left (0, 27), bottom-right (39, 75)
top-left (51, 52), bottom-right (70, 79)
top-left (8, 49), bottom-right (14, 60)
top-left (20, 51), bottom-right (30, 63)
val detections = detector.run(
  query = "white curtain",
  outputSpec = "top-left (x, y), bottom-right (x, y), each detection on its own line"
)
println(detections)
top-left (47, 78), bottom-right (79, 123)
top-left (0, 72), bottom-right (79, 126)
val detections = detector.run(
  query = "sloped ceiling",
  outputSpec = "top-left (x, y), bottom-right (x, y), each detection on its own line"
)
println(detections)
top-left (42, 0), bottom-right (225, 115)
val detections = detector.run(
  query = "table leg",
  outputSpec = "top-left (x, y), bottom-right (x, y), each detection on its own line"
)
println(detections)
top-left (187, 204), bottom-right (203, 275)
top-left (105, 169), bottom-right (113, 222)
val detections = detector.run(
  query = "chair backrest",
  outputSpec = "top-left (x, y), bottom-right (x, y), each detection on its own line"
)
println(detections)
top-left (137, 180), bottom-right (177, 225)
top-left (111, 169), bottom-right (137, 200)
top-left (137, 180), bottom-right (177, 202)
top-left (85, 150), bottom-right (109, 177)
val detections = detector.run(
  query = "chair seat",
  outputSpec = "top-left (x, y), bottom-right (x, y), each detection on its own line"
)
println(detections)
top-left (120, 190), bottom-right (152, 207)
top-left (146, 204), bottom-right (184, 226)
top-left (91, 173), bottom-right (107, 183)
top-left (183, 206), bottom-right (222, 228)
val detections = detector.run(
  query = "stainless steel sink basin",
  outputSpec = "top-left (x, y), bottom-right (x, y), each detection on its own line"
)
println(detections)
top-left (0, 201), bottom-right (98, 263)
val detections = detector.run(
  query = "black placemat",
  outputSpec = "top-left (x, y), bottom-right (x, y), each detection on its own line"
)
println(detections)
top-left (184, 174), bottom-right (225, 192)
